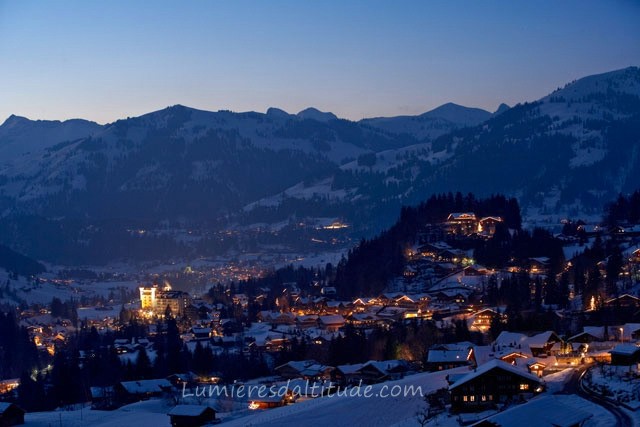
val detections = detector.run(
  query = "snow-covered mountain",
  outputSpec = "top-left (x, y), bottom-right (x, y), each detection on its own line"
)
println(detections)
top-left (360, 102), bottom-right (493, 140)
top-left (0, 66), bottom-right (638, 263)
top-left (253, 66), bottom-right (640, 218)
top-left (0, 115), bottom-right (102, 166)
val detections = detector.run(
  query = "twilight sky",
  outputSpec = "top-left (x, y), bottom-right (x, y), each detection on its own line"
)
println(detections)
top-left (1, 0), bottom-right (639, 124)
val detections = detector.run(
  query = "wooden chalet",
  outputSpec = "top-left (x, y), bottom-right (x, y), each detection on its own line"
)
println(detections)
top-left (0, 402), bottom-right (24, 426)
top-left (446, 212), bottom-right (478, 236)
top-left (274, 360), bottom-right (333, 380)
top-left (426, 348), bottom-right (474, 371)
top-left (168, 405), bottom-right (218, 427)
top-left (115, 379), bottom-right (172, 404)
top-left (604, 294), bottom-right (640, 309)
top-left (449, 359), bottom-right (543, 412)
top-left (355, 360), bottom-right (410, 384)
top-left (610, 344), bottom-right (640, 365)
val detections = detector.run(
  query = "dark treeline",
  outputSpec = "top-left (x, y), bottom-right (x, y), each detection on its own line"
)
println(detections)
top-left (606, 190), bottom-right (640, 226)
top-left (332, 193), bottom-right (521, 297)
top-left (0, 243), bottom-right (46, 277)
top-left (474, 226), bottom-right (565, 273)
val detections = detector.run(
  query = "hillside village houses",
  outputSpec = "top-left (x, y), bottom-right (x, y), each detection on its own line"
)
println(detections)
top-left (4, 210), bottom-right (640, 421)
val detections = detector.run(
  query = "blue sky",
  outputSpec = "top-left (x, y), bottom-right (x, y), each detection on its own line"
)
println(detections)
top-left (1, 0), bottom-right (639, 124)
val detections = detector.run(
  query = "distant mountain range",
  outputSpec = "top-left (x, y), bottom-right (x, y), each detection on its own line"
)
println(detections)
top-left (0, 66), bottom-right (638, 263)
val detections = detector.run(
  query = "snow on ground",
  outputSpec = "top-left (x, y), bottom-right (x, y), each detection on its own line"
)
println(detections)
top-left (24, 400), bottom-right (172, 427)
top-left (585, 364), bottom-right (640, 410)
top-left (0, 269), bottom-right (139, 306)
top-left (544, 367), bottom-right (576, 393)
top-left (221, 367), bottom-right (470, 427)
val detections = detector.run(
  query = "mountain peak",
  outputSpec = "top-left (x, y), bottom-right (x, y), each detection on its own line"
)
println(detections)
top-left (266, 107), bottom-right (291, 118)
top-left (1, 114), bottom-right (31, 128)
top-left (296, 107), bottom-right (338, 122)
top-left (493, 103), bottom-right (511, 115)
top-left (546, 66), bottom-right (640, 101)
top-left (421, 102), bottom-right (492, 126)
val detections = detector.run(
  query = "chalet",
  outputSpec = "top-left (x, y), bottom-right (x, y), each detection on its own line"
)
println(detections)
top-left (271, 312), bottom-right (296, 326)
top-left (447, 212), bottom-right (478, 236)
top-left (168, 405), bottom-right (218, 427)
top-left (247, 394), bottom-right (289, 410)
top-left (318, 315), bottom-right (345, 331)
top-left (498, 351), bottom-right (529, 365)
top-left (375, 306), bottom-right (408, 322)
top-left (265, 337), bottom-right (289, 353)
top-left (393, 294), bottom-right (419, 309)
top-left (115, 379), bottom-right (172, 404)
top-left (449, 359), bottom-right (543, 412)
top-left (604, 294), bottom-right (640, 309)
top-left (355, 360), bottom-right (410, 384)
top-left (325, 301), bottom-right (349, 314)
top-left (90, 386), bottom-right (116, 409)
top-left (528, 257), bottom-right (550, 274)
top-left (609, 344), bottom-right (640, 365)
top-left (295, 315), bottom-right (319, 329)
top-left (274, 360), bottom-right (333, 380)
top-left (190, 327), bottom-right (211, 340)
top-left (0, 402), bottom-right (24, 426)
top-left (347, 313), bottom-right (380, 328)
top-left (568, 326), bottom-right (606, 343)
top-left (426, 348), bottom-right (474, 371)
top-left (478, 216), bottom-right (503, 236)
top-left (526, 331), bottom-right (564, 357)
top-left (419, 242), bottom-right (453, 259)
top-left (333, 363), bottom-right (365, 386)
top-left (474, 395), bottom-right (592, 427)
top-left (469, 308), bottom-right (498, 333)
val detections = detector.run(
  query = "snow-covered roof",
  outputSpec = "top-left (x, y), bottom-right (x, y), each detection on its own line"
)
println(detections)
top-left (609, 343), bottom-right (640, 356)
top-left (360, 360), bottom-right (407, 375)
top-left (448, 212), bottom-right (476, 220)
top-left (336, 363), bottom-right (365, 375)
top-left (427, 349), bottom-right (471, 363)
top-left (0, 402), bottom-right (20, 414)
top-left (526, 331), bottom-right (560, 348)
top-left (494, 331), bottom-right (528, 347)
top-left (318, 315), bottom-right (344, 325)
top-left (476, 395), bottom-right (592, 427)
top-left (449, 359), bottom-right (541, 390)
top-left (168, 405), bottom-right (215, 416)
top-left (119, 379), bottom-right (172, 394)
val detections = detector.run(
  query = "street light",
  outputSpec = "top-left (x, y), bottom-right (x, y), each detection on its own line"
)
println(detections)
top-left (620, 327), bottom-right (624, 343)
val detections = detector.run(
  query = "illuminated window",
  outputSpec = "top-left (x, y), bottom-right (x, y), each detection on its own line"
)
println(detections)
top-left (520, 383), bottom-right (529, 390)
top-left (481, 395), bottom-right (486, 401)
top-left (488, 395), bottom-right (493, 400)
top-left (470, 395), bottom-right (475, 402)
top-left (463, 396), bottom-right (468, 402)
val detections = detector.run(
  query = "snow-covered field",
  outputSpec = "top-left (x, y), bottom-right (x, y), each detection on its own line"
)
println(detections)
top-left (24, 400), bottom-right (172, 427)
top-left (221, 368), bottom-right (469, 427)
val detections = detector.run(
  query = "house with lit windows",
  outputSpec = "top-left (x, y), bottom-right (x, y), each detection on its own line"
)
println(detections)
top-left (448, 359), bottom-right (543, 412)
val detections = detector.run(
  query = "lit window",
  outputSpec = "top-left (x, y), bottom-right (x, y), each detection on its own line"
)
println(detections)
top-left (520, 383), bottom-right (529, 390)
top-left (470, 395), bottom-right (475, 402)
top-left (463, 396), bottom-right (468, 402)
top-left (481, 395), bottom-right (486, 401)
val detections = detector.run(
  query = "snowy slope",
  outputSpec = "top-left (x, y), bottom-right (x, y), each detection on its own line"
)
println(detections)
top-left (222, 367), bottom-right (469, 427)
top-left (0, 115), bottom-right (102, 166)
top-left (361, 102), bottom-right (492, 141)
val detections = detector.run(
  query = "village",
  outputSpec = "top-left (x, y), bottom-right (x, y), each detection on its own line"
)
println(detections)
top-left (2, 208), bottom-right (640, 426)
